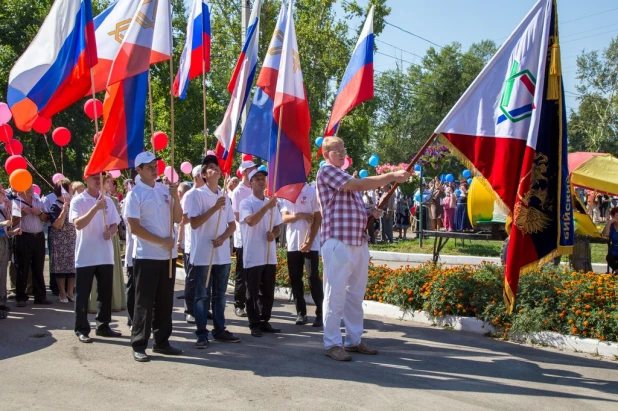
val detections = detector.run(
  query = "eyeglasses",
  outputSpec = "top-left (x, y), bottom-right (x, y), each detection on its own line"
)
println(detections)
top-left (328, 148), bottom-right (347, 156)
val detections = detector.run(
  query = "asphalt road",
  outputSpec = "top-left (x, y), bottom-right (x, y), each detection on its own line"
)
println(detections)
top-left (1, 283), bottom-right (617, 411)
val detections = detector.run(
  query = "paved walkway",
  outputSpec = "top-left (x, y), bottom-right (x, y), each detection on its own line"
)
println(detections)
top-left (1, 283), bottom-right (617, 410)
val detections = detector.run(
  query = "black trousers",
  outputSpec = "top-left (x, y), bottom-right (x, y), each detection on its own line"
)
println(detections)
top-left (245, 264), bottom-right (276, 330)
top-left (74, 265), bottom-right (113, 335)
top-left (131, 258), bottom-right (176, 352)
top-left (607, 254), bottom-right (618, 272)
top-left (233, 247), bottom-right (247, 309)
top-left (125, 266), bottom-right (135, 326)
top-left (183, 252), bottom-right (196, 315)
top-left (14, 232), bottom-right (46, 303)
top-left (287, 250), bottom-right (323, 317)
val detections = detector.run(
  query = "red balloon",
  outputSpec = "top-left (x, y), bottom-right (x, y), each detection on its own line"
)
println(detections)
top-left (152, 132), bottom-right (168, 151)
top-left (242, 154), bottom-right (253, 161)
top-left (5, 155), bottom-right (27, 175)
top-left (236, 169), bottom-right (242, 179)
top-left (52, 127), bottom-right (71, 147)
top-left (93, 131), bottom-right (101, 145)
top-left (5, 139), bottom-right (23, 155)
top-left (32, 116), bottom-right (52, 134)
top-left (157, 159), bottom-right (165, 175)
top-left (84, 98), bottom-right (103, 120)
top-left (0, 124), bottom-right (13, 143)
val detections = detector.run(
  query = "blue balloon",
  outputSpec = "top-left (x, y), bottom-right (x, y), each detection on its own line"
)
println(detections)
top-left (462, 169), bottom-right (471, 178)
top-left (414, 164), bottom-right (421, 172)
top-left (258, 165), bottom-right (267, 172)
top-left (319, 160), bottom-right (327, 168)
top-left (455, 189), bottom-right (462, 196)
top-left (439, 174), bottom-right (445, 182)
top-left (315, 137), bottom-right (324, 147)
top-left (359, 169), bottom-right (368, 178)
top-left (445, 174), bottom-right (454, 183)
top-left (467, 178), bottom-right (473, 185)
top-left (368, 154), bottom-right (379, 167)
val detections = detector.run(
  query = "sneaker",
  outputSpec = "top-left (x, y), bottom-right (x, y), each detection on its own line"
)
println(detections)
top-left (195, 337), bottom-right (209, 349)
top-left (133, 351), bottom-right (150, 362)
top-left (214, 330), bottom-right (241, 343)
top-left (325, 346), bottom-right (352, 362)
top-left (0, 305), bottom-right (10, 312)
top-left (59, 297), bottom-right (69, 304)
top-left (234, 307), bottom-right (247, 317)
top-left (186, 314), bottom-right (196, 324)
top-left (295, 313), bottom-right (308, 325)
top-left (344, 341), bottom-right (378, 355)
top-left (312, 316), bottom-right (323, 328)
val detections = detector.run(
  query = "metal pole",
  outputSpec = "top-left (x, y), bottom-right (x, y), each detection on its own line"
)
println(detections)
top-left (240, 0), bottom-right (250, 128)
top-left (419, 165), bottom-right (423, 247)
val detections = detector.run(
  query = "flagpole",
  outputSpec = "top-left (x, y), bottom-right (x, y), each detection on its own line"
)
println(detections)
top-left (367, 133), bottom-right (437, 230)
top-left (266, 105), bottom-right (283, 264)
top-left (42, 134), bottom-right (59, 172)
top-left (202, 61), bottom-right (208, 153)
top-left (168, 4), bottom-right (176, 279)
top-left (148, 70), bottom-right (155, 151)
top-left (89, 68), bottom-right (108, 230)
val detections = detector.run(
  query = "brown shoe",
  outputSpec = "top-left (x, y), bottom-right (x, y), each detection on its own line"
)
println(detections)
top-left (345, 341), bottom-right (378, 355)
top-left (325, 346), bottom-right (352, 361)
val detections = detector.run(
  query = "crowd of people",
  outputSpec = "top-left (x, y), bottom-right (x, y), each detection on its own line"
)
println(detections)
top-left (0, 141), bottom-right (411, 362)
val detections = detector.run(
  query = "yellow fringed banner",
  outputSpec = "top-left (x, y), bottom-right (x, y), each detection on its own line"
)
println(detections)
top-left (547, 0), bottom-right (561, 100)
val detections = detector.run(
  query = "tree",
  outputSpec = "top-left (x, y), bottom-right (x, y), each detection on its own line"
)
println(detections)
top-left (567, 36), bottom-right (618, 154)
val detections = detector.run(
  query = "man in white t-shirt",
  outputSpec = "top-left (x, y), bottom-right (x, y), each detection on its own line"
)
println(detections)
top-left (239, 169), bottom-right (282, 338)
top-left (280, 182), bottom-right (323, 327)
top-left (125, 152), bottom-right (183, 362)
top-left (230, 160), bottom-right (257, 318)
top-left (185, 155), bottom-right (239, 348)
top-left (179, 166), bottom-right (203, 324)
top-left (70, 172), bottom-right (122, 343)
top-left (121, 179), bottom-right (135, 327)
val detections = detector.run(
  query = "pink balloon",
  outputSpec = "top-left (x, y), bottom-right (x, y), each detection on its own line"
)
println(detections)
top-left (164, 166), bottom-right (179, 183)
top-left (109, 170), bottom-right (121, 179)
top-left (180, 161), bottom-right (193, 174)
top-left (0, 102), bottom-right (11, 125)
top-left (52, 173), bottom-right (65, 184)
top-left (32, 184), bottom-right (41, 196)
top-left (4, 139), bottom-right (22, 155)
top-left (207, 150), bottom-right (215, 156)
top-left (342, 156), bottom-right (351, 170)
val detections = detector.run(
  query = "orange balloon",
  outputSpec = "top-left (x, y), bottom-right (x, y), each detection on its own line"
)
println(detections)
top-left (9, 169), bottom-right (33, 192)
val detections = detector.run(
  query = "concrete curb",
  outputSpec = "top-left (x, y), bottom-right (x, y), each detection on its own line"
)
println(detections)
top-left (369, 250), bottom-right (608, 273)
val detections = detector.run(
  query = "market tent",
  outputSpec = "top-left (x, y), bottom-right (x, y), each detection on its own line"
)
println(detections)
top-left (569, 153), bottom-right (618, 196)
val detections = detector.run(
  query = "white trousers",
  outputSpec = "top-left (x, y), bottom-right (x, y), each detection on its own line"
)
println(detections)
top-left (321, 238), bottom-right (370, 349)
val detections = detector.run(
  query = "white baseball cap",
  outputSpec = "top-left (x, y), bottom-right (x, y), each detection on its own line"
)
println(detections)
top-left (248, 169), bottom-right (268, 181)
top-left (134, 151), bottom-right (160, 168)
top-left (192, 165), bottom-right (201, 178)
top-left (239, 161), bottom-right (257, 172)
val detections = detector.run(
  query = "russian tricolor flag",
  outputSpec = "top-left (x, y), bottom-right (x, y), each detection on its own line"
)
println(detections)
top-left (324, 6), bottom-right (374, 136)
top-left (214, 0), bottom-right (261, 154)
top-left (238, 0), bottom-right (288, 162)
top-left (173, 0), bottom-right (211, 99)
top-left (7, 0), bottom-right (97, 132)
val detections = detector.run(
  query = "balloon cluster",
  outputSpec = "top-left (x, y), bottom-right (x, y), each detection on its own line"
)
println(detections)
top-left (0, 103), bottom-right (34, 192)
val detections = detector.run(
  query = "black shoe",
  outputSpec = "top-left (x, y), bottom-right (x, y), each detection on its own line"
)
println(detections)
top-left (235, 307), bottom-right (247, 317)
top-left (133, 351), bottom-right (150, 362)
top-left (295, 314), bottom-right (308, 325)
top-left (312, 316), bottom-right (323, 327)
top-left (261, 323), bottom-right (281, 333)
top-left (76, 332), bottom-right (92, 343)
top-left (33, 299), bottom-right (53, 305)
top-left (152, 345), bottom-right (183, 356)
top-left (16, 301), bottom-right (26, 308)
top-left (214, 330), bottom-right (241, 343)
top-left (95, 328), bottom-right (122, 337)
top-left (7, 294), bottom-right (16, 300)
top-left (0, 305), bottom-right (10, 312)
top-left (207, 311), bottom-right (214, 320)
top-left (195, 337), bottom-right (209, 349)
top-left (250, 328), bottom-right (262, 338)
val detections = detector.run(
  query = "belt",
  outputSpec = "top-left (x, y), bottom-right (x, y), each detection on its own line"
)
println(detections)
top-left (21, 232), bottom-right (44, 237)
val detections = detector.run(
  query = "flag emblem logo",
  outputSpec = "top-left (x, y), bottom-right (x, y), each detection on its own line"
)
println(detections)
top-left (497, 60), bottom-right (537, 124)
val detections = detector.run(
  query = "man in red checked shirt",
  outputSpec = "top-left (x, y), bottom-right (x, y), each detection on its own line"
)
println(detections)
top-left (317, 137), bottom-right (409, 362)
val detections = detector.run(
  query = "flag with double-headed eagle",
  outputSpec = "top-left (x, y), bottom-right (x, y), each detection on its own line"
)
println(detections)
top-left (433, 0), bottom-right (573, 312)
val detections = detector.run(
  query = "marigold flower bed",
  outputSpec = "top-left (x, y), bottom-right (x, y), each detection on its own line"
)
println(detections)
top-left (261, 250), bottom-right (618, 343)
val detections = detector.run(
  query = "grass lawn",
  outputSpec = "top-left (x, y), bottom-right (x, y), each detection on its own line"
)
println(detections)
top-left (369, 237), bottom-right (609, 265)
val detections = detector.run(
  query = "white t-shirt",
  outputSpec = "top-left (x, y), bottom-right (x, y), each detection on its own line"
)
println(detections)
top-left (124, 181), bottom-right (179, 261)
top-left (240, 194), bottom-right (282, 269)
top-left (70, 191), bottom-right (121, 268)
top-left (180, 188), bottom-right (194, 254)
top-left (185, 186), bottom-right (235, 266)
top-left (280, 184), bottom-right (320, 252)
top-left (230, 182), bottom-right (252, 248)
top-left (122, 192), bottom-right (134, 268)
top-left (42, 192), bottom-right (57, 213)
